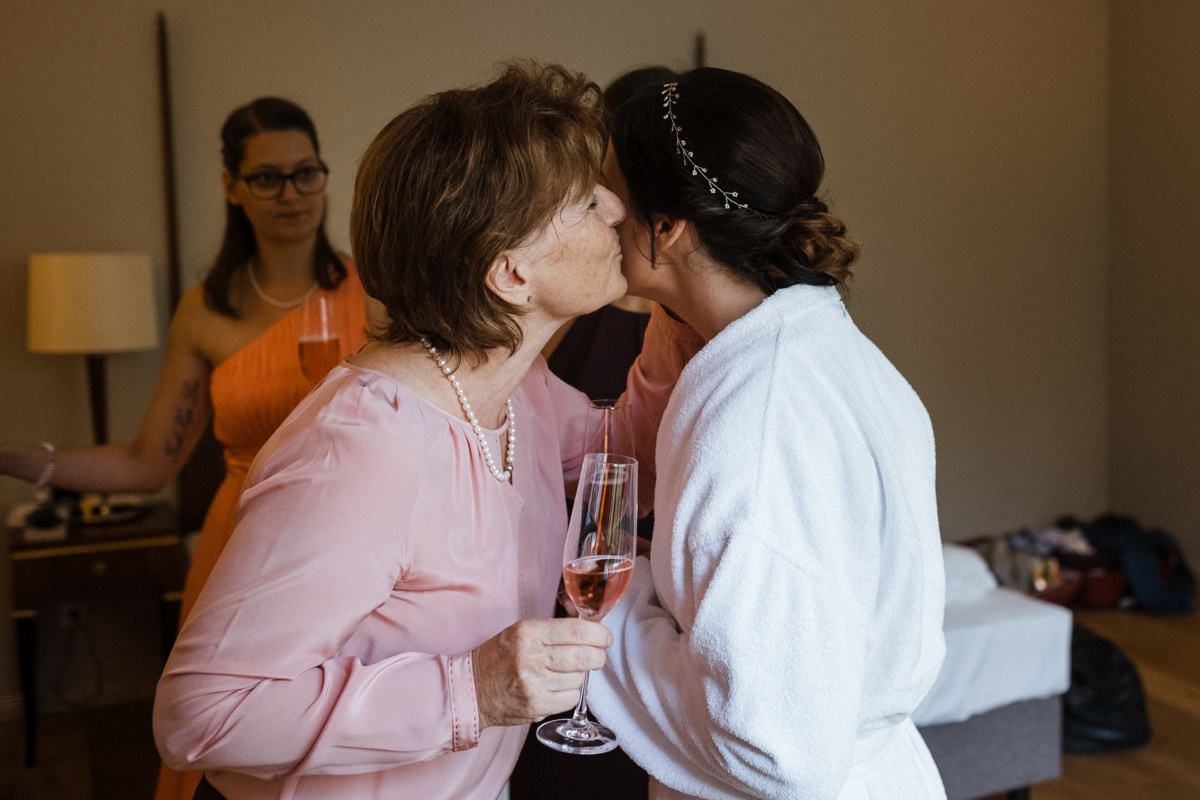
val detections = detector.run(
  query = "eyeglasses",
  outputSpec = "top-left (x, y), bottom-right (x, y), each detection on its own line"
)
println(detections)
top-left (238, 162), bottom-right (329, 200)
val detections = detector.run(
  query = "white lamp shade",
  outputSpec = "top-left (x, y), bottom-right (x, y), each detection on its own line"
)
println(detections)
top-left (27, 252), bottom-right (161, 354)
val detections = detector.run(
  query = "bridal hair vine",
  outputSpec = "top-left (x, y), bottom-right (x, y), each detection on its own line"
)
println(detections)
top-left (661, 82), bottom-right (760, 213)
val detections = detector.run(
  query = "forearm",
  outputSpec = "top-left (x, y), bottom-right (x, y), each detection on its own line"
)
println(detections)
top-left (155, 650), bottom-right (476, 778)
top-left (1, 439), bottom-right (191, 494)
top-left (0, 443), bottom-right (55, 486)
top-left (3, 313), bottom-right (214, 494)
top-left (154, 425), bottom-right (486, 777)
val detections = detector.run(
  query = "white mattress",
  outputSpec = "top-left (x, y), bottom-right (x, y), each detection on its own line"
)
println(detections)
top-left (912, 588), bottom-right (1073, 727)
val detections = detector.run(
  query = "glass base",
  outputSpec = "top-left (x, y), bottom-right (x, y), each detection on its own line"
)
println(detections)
top-left (535, 717), bottom-right (619, 755)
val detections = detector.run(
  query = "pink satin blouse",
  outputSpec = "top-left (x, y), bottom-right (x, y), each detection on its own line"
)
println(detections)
top-left (153, 308), bottom-right (699, 800)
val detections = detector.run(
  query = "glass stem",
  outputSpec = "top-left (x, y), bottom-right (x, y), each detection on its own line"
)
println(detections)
top-left (568, 669), bottom-right (592, 727)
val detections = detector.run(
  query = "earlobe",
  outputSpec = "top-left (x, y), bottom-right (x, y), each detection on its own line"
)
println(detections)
top-left (484, 251), bottom-right (532, 307)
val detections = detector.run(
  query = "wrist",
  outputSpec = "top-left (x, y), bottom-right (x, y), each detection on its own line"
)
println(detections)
top-left (34, 442), bottom-right (57, 490)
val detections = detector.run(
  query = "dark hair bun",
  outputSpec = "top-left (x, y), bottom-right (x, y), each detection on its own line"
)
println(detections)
top-left (609, 67), bottom-right (859, 294)
top-left (775, 198), bottom-right (859, 289)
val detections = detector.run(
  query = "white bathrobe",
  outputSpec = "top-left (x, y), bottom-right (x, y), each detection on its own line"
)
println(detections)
top-left (588, 284), bottom-right (947, 800)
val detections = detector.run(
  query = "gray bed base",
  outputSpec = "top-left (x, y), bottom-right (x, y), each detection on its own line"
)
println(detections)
top-left (918, 695), bottom-right (1062, 800)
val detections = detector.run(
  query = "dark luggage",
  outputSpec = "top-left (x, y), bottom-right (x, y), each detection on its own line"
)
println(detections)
top-left (1057, 513), bottom-right (1195, 614)
top-left (1062, 624), bottom-right (1152, 754)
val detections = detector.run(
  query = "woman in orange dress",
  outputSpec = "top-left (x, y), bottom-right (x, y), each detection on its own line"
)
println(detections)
top-left (0, 97), bottom-right (370, 800)
top-left (180, 255), bottom-right (369, 623)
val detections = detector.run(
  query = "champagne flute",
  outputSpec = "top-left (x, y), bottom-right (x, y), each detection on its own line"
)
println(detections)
top-left (583, 398), bottom-right (634, 458)
top-left (298, 293), bottom-right (341, 384)
top-left (584, 397), bottom-right (655, 553)
top-left (560, 398), bottom-right (636, 610)
top-left (537, 452), bottom-right (637, 755)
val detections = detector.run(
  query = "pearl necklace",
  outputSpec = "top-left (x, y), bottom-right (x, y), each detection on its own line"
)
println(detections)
top-left (247, 259), bottom-right (318, 310)
top-left (420, 338), bottom-right (515, 482)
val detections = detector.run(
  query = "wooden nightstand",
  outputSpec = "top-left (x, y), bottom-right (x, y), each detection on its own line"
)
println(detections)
top-left (7, 502), bottom-right (186, 765)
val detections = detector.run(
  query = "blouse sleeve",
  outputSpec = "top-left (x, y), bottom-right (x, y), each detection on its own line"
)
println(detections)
top-left (621, 305), bottom-right (703, 515)
top-left (153, 412), bottom-right (480, 780)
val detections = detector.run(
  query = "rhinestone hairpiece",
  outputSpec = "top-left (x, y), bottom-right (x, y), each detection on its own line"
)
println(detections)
top-left (661, 82), bottom-right (756, 212)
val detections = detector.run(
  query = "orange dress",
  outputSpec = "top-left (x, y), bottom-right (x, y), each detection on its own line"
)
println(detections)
top-left (156, 264), bottom-right (369, 800)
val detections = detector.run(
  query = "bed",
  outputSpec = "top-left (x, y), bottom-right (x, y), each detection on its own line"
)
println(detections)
top-left (913, 544), bottom-right (1073, 800)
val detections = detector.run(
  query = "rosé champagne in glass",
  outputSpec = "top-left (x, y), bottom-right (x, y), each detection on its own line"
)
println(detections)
top-left (537, 452), bottom-right (637, 755)
top-left (299, 294), bottom-right (340, 384)
top-left (562, 555), bottom-right (634, 620)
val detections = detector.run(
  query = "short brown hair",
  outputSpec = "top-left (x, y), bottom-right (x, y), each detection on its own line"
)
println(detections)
top-left (351, 61), bottom-right (606, 361)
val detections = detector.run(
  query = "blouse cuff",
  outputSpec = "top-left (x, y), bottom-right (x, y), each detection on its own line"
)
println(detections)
top-left (447, 651), bottom-right (480, 752)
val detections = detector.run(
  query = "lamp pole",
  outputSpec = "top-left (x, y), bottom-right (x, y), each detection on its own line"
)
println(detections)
top-left (84, 354), bottom-right (109, 446)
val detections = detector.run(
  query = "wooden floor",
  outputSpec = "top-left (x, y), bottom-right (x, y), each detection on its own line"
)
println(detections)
top-left (2, 608), bottom-right (1198, 799)
top-left (984, 607), bottom-right (1200, 800)
top-left (0, 699), bottom-right (159, 800)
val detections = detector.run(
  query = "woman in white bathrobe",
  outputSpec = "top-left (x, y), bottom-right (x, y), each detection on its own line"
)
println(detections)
top-left (586, 68), bottom-right (948, 800)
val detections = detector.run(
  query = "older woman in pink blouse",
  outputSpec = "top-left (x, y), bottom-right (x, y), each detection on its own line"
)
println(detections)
top-left (153, 63), bottom-right (698, 800)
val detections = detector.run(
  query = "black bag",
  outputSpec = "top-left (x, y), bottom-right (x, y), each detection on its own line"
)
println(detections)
top-left (1062, 625), bottom-right (1152, 754)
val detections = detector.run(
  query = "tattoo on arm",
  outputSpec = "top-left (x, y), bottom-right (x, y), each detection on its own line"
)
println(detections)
top-left (164, 379), bottom-right (203, 458)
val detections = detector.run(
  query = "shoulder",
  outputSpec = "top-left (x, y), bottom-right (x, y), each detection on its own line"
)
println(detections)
top-left (167, 284), bottom-right (230, 363)
top-left (252, 366), bottom-right (440, 487)
top-left (236, 370), bottom-right (430, 564)
top-left (296, 365), bottom-right (441, 444)
top-left (681, 286), bottom-right (921, 419)
top-left (663, 284), bottom-right (928, 490)
top-left (665, 303), bottom-right (792, 441)
top-left (172, 283), bottom-right (211, 329)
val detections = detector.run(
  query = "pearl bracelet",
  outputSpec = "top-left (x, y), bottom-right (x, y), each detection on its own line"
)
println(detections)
top-left (34, 441), bottom-right (56, 490)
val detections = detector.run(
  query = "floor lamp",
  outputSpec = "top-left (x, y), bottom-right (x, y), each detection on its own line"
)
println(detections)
top-left (26, 253), bottom-right (161, 449)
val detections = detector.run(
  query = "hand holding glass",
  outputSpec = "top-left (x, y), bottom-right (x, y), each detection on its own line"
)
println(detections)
top-left (298, 294), bottom-right (341, 384)
top-left (537, 452), bottom-right (637, 755)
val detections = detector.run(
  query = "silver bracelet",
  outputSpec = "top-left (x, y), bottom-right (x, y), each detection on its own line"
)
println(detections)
top-left (34, 441), bottom-right (56, 490)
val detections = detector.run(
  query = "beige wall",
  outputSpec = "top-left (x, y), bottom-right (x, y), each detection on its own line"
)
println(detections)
top-left (1109, 2), bottom-right (1200, 569)
top-left (0, 1), bottom-right (1114, 699)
